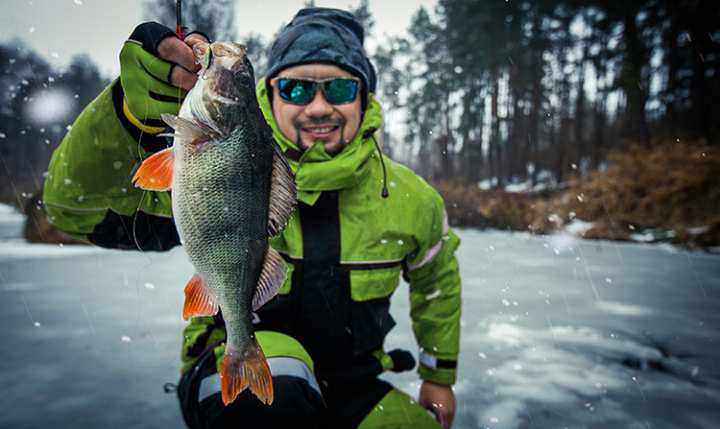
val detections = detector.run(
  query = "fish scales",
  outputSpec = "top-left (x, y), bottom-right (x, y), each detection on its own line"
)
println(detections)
top-left (132, 41), bottom-right (295, 405)
top-left (174, 124), bottom-right (274, 342)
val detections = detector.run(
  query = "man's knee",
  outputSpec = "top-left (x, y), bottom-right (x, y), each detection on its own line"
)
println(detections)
top-left (178, 331), bottom-right (325, 429)
top-left (357, 389), bottom-right (442, 429)
top-left (198, 373), bottom-right (324, 428)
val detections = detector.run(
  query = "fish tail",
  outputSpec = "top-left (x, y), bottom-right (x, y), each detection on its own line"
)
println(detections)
top-left (220, 340), bottom-right (274, 406)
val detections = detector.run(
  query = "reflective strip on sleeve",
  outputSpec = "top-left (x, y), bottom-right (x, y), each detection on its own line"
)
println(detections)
top-left (198, 356), bottom-right (322, 402)
top-left (419, 351), bottom-right (458, 370)
top-left (407, 209), bottom-right (450, 271)
top-left (418, 352), bottom-right (438, 369)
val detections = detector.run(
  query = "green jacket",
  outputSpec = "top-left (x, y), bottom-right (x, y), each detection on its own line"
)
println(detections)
top-left (43, 81), bottom-right (175, 245)
top-left (43, 77), bottom-right (462, 385)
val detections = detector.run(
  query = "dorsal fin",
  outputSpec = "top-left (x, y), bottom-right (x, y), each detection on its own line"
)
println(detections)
top-left (267, 144), bottom-right (297, 237)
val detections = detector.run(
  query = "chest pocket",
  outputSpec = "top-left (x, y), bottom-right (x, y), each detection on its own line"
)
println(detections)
top-left (348, 265), bottom-right (402, 301)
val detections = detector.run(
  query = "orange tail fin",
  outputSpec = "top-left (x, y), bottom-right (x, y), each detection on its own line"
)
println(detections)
top-left (132, 147), bottom-right (174, 191)
top-left (220, 342), bottom-right (274, 406)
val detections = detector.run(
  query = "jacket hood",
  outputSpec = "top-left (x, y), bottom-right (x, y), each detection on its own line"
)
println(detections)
top-left (255, 78), bottom-right (383, 206)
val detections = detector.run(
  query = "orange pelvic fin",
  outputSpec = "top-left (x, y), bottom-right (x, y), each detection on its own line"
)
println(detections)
top-left (182, 273), bottom-right (219, 320)
top-left (132, 147), bottom-right (174, 191)
top-left (220, 342), bottom-right (274, 406)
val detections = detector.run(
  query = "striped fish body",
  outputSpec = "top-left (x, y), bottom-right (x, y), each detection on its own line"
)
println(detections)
top-left (173, 120), bottom-right (272, 359)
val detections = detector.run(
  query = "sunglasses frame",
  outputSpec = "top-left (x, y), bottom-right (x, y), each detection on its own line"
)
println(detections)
top-left (269, 76), bottom-right (361, 106)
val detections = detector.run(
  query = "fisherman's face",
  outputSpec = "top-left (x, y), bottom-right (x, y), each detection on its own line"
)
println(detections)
top-left (271, 64), bottom-right (362, 156)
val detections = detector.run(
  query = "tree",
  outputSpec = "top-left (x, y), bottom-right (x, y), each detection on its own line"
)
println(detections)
top-left (242, 33), bottom-right (269, 80)
top-left (0, 42), bottom-right (107, 202)
top-left (143, 0), bottom-right (237, 41)
top-left (349, 0), bottom-right (375, 37)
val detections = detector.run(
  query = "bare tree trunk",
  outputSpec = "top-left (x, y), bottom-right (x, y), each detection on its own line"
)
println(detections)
top-left (574, 53), bottom-right (587, 168)
top-left (688, 0), bottom-right (715, 144)
top-left (662, 0), bottom-right (680, 138)
top-left (490, 66), bottom-right (501, 187)
top-left (620, 4), bottom-right (651, 145)
top-left (442, 92), bottom-right (453, 177)
top-left (592, 96), bottom-right (606, 169)
top-left (527, 13), bottom-right (544, 185)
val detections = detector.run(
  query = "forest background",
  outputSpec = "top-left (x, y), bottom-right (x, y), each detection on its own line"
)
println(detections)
top-left (1, 0), bottom-right (719, 248)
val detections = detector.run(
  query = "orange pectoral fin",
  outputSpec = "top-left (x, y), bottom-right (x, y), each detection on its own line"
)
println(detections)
top-left (182, 273), bottom-right (219, 320)
top-left (132, 147), bottom-right (174, 191)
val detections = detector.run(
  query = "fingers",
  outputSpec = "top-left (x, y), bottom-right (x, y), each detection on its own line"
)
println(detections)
top-left (184, 32), bottom-right (209, 48)
top-left (418, 381), bottom-right (456, 429)
top-left (424, 402), bottom-right (453, 429)
top-left (157, 34), bottom-right (210, 90)
top-left (170, 65), bottom-right (198, 91)
top-left (435, 407), bottom-right (454, 429)
top-left (158, 36), bottom-right (200, 73)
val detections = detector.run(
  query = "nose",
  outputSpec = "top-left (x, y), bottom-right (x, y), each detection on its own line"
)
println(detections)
top-left (304, 90), bottom-right (334, 117)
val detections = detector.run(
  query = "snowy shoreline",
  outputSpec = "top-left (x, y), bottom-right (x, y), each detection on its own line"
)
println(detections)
top-left (2, 203), bottom-right (718, 258)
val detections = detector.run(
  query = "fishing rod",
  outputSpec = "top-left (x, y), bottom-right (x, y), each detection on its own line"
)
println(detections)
top-left (175, 0), bottom-right (185, 39)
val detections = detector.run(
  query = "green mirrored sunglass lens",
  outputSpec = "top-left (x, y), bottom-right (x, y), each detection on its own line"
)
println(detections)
top-left (325, 80), bottom-right (358, 103)
top-left (279, 80), bottom-right (310, 103)
top-left (289, 84), bottom-right (309, 102)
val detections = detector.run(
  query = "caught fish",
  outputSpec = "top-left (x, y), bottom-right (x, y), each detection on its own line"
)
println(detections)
top-left (132, 41), bottom-right (296, 405)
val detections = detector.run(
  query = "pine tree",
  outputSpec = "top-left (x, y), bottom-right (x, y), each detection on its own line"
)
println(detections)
top-left (142, 0), bottom-right (237, 41)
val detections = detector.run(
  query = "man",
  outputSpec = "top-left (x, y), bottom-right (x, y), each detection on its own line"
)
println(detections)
top-left (43, 8), bottom-right (461, 429)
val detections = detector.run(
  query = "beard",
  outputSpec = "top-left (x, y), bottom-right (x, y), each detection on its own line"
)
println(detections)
top-left (293, 116), bottom-right (349, 156)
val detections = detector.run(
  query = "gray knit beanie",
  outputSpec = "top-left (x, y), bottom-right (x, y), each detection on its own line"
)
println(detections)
top-left (265, 7), bottom-right (377, 109)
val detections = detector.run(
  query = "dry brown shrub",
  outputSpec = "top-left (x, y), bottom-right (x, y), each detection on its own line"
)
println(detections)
top-left (434, 181), bottom-right (539, 231)
top-left (566, 141), bottom-right (720, 233)
top-left (434, 141), bottom-right (719, 248)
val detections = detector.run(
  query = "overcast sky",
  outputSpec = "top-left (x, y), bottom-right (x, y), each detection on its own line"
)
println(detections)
top-left (1, 0), bottom-right (437, 76)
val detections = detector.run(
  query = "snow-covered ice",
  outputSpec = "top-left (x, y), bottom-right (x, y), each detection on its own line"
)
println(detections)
top-left (1, 218), bottom-right (719, 428)
top-left (565, 218), bottom-right (595, 236)
top-left (0, 203), bottom-right (25, 240)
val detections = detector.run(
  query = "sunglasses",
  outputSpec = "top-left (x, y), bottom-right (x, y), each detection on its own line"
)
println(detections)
top-left (270, 77), bottom-right (360, 105)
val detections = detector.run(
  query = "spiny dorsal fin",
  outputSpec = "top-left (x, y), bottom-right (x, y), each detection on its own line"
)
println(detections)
top-left (183, 273), bottom-right (219, 320)
top-left (252, 247), bottom-right (286, 311)
top-left (267, 144), bottom-right (297, 237)
top-left (132, 147), bottom-right (174, 191)
top-left (160, 113), bottom-right (216, 145)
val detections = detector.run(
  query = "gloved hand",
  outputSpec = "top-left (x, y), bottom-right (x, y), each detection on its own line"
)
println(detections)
top-left (118, 22), bottom-right (209, 132)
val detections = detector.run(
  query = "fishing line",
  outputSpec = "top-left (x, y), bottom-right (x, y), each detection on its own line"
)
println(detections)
top-left (175, 0), bottom-right (185, 40)
top-left (130, 0), bottom-right (185, 252)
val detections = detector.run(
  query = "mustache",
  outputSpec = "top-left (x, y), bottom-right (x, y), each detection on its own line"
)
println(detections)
top-left (293, 117), bottom-right (345, 129)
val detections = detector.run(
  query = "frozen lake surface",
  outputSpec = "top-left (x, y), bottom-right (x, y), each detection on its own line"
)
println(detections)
top-left (1, 205), bottom-right (719, 428)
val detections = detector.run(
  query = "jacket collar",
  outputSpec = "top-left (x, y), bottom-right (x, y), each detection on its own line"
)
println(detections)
top-left (256, 79), bottom-right (383, 206)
